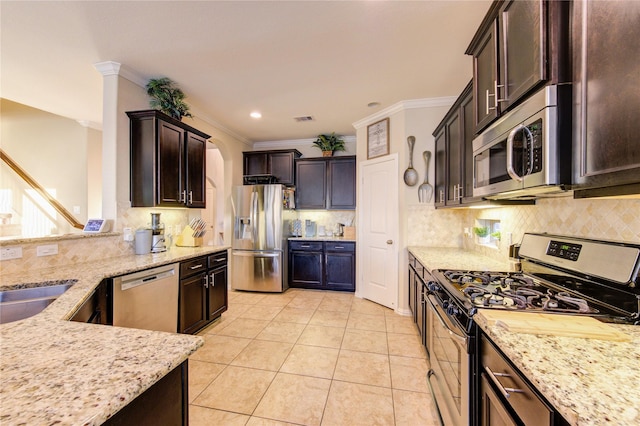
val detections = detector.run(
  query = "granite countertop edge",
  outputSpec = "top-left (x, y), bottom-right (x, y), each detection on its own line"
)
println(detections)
top-left (475, 312), bottom-right (640, 425)
top-left (408, 246), bottom-right (640, 425)
top-left (0, 245), bottom-right (228, 425)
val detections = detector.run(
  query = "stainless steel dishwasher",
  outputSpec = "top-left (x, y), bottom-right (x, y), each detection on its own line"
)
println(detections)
top-left (112, 263), bottom-right (179, 333)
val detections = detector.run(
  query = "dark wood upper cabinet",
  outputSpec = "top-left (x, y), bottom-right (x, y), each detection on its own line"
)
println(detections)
top-left (327, 157), bottom-right (356, 209)
top-left (128, 110), bottom-right (210, 208)
top-left (243, 149), bottom-right (301, 186)
top-left (471, 19), bottom-right (499, 132)
top-left (434, 127), bottom-right (447, 207)
top-left (572, 0), bottom-right (640, 198)
top-left (467, 0), bottom-right (569, 134)
top-left (295, 159), bottom-right (327, 209)
top-left (295, 156), bottom-right (356, 210)
top-left (434, 81), bottom-right (477, 207)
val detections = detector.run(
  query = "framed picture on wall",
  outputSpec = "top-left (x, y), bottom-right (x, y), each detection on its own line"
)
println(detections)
top-left (367, 118), bottom-right (390, 159)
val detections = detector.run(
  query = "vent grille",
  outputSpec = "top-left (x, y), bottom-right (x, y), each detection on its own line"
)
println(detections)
top-left (293, 116), bottom-right (314, 122)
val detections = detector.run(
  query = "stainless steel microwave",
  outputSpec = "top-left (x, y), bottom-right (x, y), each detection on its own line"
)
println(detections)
top-left (472, 85), bottom-right (572, 199)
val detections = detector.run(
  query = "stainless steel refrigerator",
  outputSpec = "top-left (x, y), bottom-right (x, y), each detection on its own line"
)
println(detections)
top-left (231, 184), bottom-right (287, 292)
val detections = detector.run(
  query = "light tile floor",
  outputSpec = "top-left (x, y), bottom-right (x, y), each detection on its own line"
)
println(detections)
top-left (189, 288), bottom-right (440, 426)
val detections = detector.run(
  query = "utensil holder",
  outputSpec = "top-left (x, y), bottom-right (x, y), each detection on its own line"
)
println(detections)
top-left (175, 225), bottom-right (203, 247)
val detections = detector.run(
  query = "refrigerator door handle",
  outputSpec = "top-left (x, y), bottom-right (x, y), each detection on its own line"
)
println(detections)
top-left (251, 189), bottom-right (259, 243)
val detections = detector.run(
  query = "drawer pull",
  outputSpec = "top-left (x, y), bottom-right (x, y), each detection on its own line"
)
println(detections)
top-left (485, 366), bottom-right (525, 399)
top-left (189, 264), bottom-right (204, 270)
top-left (334, 246), bottom-right (344, 249)
top-left (300, 245), bottom-right (311, 248)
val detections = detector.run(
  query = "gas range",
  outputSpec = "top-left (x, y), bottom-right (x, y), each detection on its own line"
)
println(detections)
top-left (423, 233), bottom-right (640, 426)
top-left (430, 233), bottom-right (640, 326)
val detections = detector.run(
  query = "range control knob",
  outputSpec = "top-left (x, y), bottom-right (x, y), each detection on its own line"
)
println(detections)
top-left (428, 282), bottom-right (440, 292)
top-left (446, 305), bottom-right (459, 316)
top-left (442, 300), bottom-right (450, 310)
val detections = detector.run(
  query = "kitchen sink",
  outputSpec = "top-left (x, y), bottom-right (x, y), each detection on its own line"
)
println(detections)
top-left (0, 280), bottom-right (77, 324)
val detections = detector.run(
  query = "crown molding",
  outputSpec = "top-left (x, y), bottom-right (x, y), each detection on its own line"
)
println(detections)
top-left (94, 61), bottom-right (147, 87)
top-left (253, 135), bottom-right (356, 150)
top-left (93, 61), bottom-right (250, 145)
top-left (76, 119), bottom-right (102, 131)
top-left (352, 96), bottom-right (457, 130)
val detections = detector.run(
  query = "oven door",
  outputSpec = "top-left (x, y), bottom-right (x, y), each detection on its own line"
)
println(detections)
top-left (425, 294), bottom-right (470, 426)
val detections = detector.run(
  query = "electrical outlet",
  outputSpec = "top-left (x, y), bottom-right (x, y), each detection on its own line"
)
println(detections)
top-left (123, 227), bottom-right (134, 241)
top-left (36, 244), bottom-right (58, 257)
top-left (1, 247), bottom-right (23, 261)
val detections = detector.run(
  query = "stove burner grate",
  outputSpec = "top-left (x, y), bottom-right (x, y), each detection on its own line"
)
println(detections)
top-left (461, 284), bottom-right (597, 313)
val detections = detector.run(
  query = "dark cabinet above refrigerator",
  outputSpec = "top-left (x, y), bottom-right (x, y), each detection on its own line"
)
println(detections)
top-left (243, 149), bottom-right (301, 186)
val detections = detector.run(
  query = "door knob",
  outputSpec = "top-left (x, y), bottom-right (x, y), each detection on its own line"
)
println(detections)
top-left (387, 240), bottom-right (393, 245)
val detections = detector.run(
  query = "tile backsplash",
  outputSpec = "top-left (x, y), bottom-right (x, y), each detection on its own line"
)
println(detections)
top-left (408, 197), bottom-right (640, 264)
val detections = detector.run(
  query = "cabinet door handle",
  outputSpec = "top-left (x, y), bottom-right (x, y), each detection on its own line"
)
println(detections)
top-left (485, 366), bottom-right (525, 399)
top-left (190, 264), bottom-right (204, 270)
top-left (495, 80), bottom-right (506, 104)
top-left (204, 274), bottom-right (209, 289)
top-left (181, 190), bottom-right (187, 203)
top-left (386, 240), bottom-right (393, 245)
top-left (210, 272), bottom-right (215, 287)
top-left (486, 89), bottom-right (495, 113)
top-left (188, 191), bottom-right (193, 204)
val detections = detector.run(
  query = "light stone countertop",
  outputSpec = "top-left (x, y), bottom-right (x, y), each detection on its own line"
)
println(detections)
top-left (475, 312), bottom-right (640, 425)
top-left (407, 246), bottom-right (639, 425)
top-left (0, 245), bottom-right (228, 425)
top-left (408, 246), bottom-right (511, 272)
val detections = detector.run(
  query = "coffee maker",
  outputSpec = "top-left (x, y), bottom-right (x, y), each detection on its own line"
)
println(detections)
top-left (150, 213), bottom-right (166, 253)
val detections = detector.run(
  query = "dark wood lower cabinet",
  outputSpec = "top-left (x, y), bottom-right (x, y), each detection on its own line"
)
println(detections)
top-left (480, 373), bottom-right (517, 426)
top-left (289, 241), bottom-right (355, 291)
top-left (179, 251), bottom-right (228, 334)
top-left (325, 242), bottom-right (355, 291)
top-left (104, 361), bottom-right (188, 426)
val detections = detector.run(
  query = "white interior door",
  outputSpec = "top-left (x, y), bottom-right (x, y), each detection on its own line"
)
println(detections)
top-left (358, 154), bottom-right (399, 309)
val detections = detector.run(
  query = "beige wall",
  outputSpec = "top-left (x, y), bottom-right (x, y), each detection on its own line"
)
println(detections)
top-left (1, 99), bottom-right (97, 235)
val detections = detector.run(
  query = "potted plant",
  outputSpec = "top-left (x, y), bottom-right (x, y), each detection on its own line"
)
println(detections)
top-left (473, 226), bottom-right (490, 244)
top-left (145, 77), bottom-right (193, 121)
top-left (312, 133), bottom-right (346, 157)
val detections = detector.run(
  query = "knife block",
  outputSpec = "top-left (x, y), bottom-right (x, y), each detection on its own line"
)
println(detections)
top-left (175, 225), bottom-right (203, 247)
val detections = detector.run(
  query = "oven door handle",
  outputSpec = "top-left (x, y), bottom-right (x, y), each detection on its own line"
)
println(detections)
top-left (426, 370), bottom-right (445, 426)
top-left (427, 294), bottom-right (468, 345)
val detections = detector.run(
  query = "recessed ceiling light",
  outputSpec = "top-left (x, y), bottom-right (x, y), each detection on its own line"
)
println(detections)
top-left (367, 102), bottom-right (381, 108)
top-left (250, 111), bottom-right (262, 119)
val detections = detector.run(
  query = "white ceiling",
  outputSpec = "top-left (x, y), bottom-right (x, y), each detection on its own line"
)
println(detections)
top-left (1, 1), bottom-right (490, 143)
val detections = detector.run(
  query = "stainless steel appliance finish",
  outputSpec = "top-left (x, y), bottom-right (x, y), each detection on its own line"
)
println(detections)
top-left (231, 184), bottom-right (287, 292)
top-left (425, 233), bottom-right (640, 425)
top-left (426, 294), bottom-right (470, 426)
top-left (472, 85), bottom-right (572, 200)
top-left (112, 263), bottom-right (179, 333)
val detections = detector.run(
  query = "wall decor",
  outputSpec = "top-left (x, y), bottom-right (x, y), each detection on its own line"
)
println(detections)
top-left (367, 118), bottom-right (390, 159)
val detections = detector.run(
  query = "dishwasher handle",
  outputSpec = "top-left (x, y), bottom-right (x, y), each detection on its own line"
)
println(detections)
top-left (119, 266), bottom-right (177, 291)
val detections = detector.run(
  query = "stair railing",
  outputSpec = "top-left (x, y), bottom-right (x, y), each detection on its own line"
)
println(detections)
top-left (0, 148), bottom-right (85, 230)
